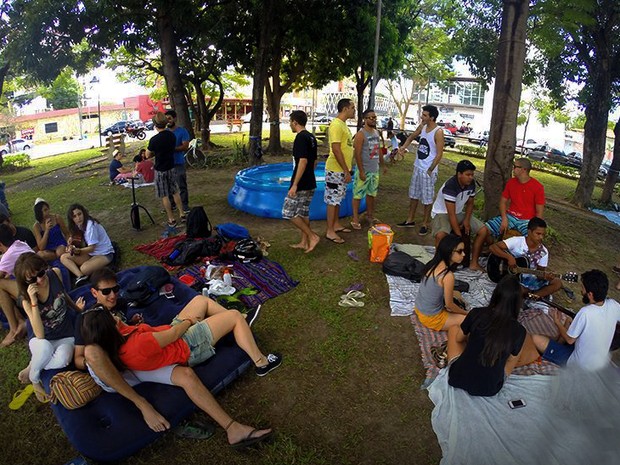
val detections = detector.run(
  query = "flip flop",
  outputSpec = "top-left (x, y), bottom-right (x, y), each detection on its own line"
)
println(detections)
top-left (340, 290), bottom-right (366, 300)
top-left (230, 429), bottom-right (274, 450)
top-left (347, 250), bottom-right (360, 261)
top-left (325, 236), bottom-right (345, 244)
top-left (338, 296), bottom-right (365, 307)
top-left (335, 227), bottom-right (352, 233)
top-left (173, 420), bottom-right (216, 440)
top-left (9, 384), bottom-right (34, 410)
top-left (344, 283), bottom-right (364, 293)
top-left (350, 222), bottom-right (362, 230)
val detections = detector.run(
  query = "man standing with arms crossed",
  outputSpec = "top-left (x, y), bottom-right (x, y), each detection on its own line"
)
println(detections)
top-left (282, 110), bottom-right (320, 253)
top-left (324, 98), bottom-right (356, 244)
top-left (165, 110), bottom-right (191, 217)
top-left (396, 105), bottom-right (444, 236)
top-left (351, 109), bottom-right (386, 229)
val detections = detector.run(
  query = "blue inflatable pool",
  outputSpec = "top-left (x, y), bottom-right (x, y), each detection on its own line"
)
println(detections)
top-left (228, 162), bottom-right (365, 220)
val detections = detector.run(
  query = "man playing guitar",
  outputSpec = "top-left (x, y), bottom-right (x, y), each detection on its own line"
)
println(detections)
top-left (488, 217), bottom-right (562, 298)
top-left (531, 270), bottom-right (620, 371)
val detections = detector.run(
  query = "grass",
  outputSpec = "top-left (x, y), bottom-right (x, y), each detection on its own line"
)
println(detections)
top-left (1, 136), bottom-right (619, 465)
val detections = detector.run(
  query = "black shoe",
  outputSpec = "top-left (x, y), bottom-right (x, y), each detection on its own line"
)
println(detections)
top-left (255, 353), bottom-right (282, 377)
top-left (75, 275), bottom-right (89, 288)
top-left (418, 226), bottom-right (430, 236)
top-left (396, 220), bottom-right (416, 228)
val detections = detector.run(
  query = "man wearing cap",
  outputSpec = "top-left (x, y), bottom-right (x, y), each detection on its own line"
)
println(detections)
top-left (146, 112), bottom-right (184, 228)
top-left (430, 159), bottom-right (483, 249)
top-left (165, 110), bottom-right (191, 215)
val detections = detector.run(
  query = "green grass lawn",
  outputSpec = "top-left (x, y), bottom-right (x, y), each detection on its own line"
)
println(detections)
top-left (1, 136), bottom-right (619, 465)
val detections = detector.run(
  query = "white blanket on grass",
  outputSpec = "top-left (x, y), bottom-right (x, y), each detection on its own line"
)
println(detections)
top-left (427, 366), bottom-right (620, 465)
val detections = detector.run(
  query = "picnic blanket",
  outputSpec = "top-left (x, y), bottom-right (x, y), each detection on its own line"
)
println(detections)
top-left (178, 258), bottom-right (299, 307)
top-left (428, 365), bottom-right (620, 465)
top-left (385, 254), bottom-right (560, 382)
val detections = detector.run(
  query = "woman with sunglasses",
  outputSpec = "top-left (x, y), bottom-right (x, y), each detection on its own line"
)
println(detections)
top-left (32, 198), bottom-right (70, 262)
top-left (14, 253), bottom-right (85, 401)
top-left (60, 204), bottom-right (114, 287)
top-left (447, 274), bottom-right (539, 396)
top-left (415, 234), bottom-right (468, 332)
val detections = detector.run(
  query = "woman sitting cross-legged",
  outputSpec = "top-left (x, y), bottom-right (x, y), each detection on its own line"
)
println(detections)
top-left (32, 198), bottom-right (69, 261)
top-left (80, 303), bottom-right (282, 448)
top-left (60, 203), bottom-right (114, 287)
top-left (446, 274), bottom-right (540, 396)
top-left (415, 234), bottom-right (469, 332)
top-left (15, 252), bottom-right (85, 401)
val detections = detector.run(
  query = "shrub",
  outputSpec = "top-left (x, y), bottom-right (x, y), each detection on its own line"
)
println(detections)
top-left (1, 152), bottom-right (31, 171)
top-left (458, 144), bottom-right (487, 158)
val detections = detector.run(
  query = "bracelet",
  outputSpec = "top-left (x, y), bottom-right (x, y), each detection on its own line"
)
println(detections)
top-left (30, 302), bottom-right (38, 308)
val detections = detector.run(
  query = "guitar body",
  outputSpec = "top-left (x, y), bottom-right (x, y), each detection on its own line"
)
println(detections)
top-left (486, 254), bottom-right (530, 283)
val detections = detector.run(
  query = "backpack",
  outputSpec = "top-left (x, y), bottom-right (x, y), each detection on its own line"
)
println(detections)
top-left (163, 236), bottom-right (223, 266)
top-left (382, 251), bottom-right (425, 282)
top-left (186, 206), bottom-right (212, 238)
top-left (121, 266), bottom-right (171, 306)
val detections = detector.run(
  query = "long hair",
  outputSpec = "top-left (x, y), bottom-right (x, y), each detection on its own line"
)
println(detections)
top-left (421, 234), bottom-right (463, 282)
top-left (14, 252), bottom-right (49, 298)
top-left (34, 200), bottom-right (50, 223)
top-left (81, 307), bottom-right (127, 372)
top-left (477, 275), bottom-right (523, 367)
top-left (67, 204), bottom-right (98, 236)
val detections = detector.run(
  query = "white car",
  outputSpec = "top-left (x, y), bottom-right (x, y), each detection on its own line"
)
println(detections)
top-left (0, 138), bottom-right (35, 155)
top-left (515, 138), bottom-right (538, 154)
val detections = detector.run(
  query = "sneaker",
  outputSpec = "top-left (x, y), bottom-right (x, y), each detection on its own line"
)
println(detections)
top-left (418, 226), bottom-right (429, 236)
top-left (75, 275), bottom-right (89, 287)
top-left (255, 353), bottom-right (282, 377)
top-left (396, 220), bottom-right (416, 228)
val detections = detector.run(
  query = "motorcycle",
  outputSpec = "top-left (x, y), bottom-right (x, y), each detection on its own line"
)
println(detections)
top-left (126, 125), bottom-right (146, 140)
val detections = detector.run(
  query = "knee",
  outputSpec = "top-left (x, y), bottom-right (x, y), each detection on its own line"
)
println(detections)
top-left (29, 337), bottom-right (51, 351)
top-left (172, 366), bottom-right (199, 388)
top-left (60, 253), bottom-right (71, 264)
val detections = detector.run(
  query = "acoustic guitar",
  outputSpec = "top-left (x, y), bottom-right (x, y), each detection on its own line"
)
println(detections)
top-left (527, 293), bottom-right (620, 352)
top-left (487, 254), bottom-right (578, 284)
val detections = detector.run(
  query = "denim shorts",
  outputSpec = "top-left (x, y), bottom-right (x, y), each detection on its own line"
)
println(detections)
top-left (542, 339), bottom-right (574, 366)
top-left (172, 316), bottom-right (216, 366)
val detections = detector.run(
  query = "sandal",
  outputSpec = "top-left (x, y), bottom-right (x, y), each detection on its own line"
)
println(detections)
top-left (9, 384), bottom-right (34, 410)
top-left (340, 290), bottom-right (366, 300)
top-left (430, 342), bottom-right (448, 369)
top-left (338, 295), bottom-right (365, 307)
top-left (350, 221), bottom-right (362, 230)
top-left (173, 420), bottom-right (216, 440)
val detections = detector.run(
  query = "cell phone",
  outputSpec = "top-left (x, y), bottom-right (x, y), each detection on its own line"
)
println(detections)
top-left (508, 399), bottom-right (526, 409)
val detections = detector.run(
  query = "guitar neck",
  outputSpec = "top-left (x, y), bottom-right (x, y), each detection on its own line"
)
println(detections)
top-left (537, 297), bottom-right (576, 319)
top-left (512, 266), bottom-right (547, 280)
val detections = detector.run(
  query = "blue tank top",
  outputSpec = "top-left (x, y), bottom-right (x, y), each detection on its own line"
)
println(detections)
top-left (38, 270), bottom-right (74, 340)
top-left (39, 222), bottom-right (67, 250)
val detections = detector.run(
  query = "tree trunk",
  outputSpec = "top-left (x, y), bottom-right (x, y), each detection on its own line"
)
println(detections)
top-left (0, 62), bottom-right (9, 100)
top-left (249, 0), bottom-right (274, 165)
top-left (482, 0), bottom-right (529, 220)
top-left (193, 81), bottom-right (211, 148)
top-left (573, 65), bottom-right (612, 207)
top-left (157, 8), bottom-right (194, 138)
top-left (265, 36), bottom-right (283, 154)
top-left (355, 65), bottom-right (371, 130)
top-left (600, 116), bottom-right (620, 203)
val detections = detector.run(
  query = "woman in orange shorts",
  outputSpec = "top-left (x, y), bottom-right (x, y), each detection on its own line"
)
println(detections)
top-left (415, 234), bottom-right (468, 331)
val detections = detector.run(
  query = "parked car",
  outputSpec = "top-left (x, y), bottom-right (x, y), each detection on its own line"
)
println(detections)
top-left (127, 120), bottom-right (145, 129)
top-left (598, 160), bottom-right (612, 179)
top-left (443, 129), bottom-right (456, 148)
top-left (101, 121), bottom-right (128, 135)
top-left (515, 138), bottom-right (538, 154)
top-left (527, 146), bottom-right (572, 165)
top-left (439, 121), bottom-right (458, 135)
top-left (144, 119), bottom-right (155, 130)
top-left (525, 144), bottom-right (551, 161)
top-left (0, 138), bottom-right (34, 155)
top-left (313, 114), bottom-right (331, 123)
top-left (404, 117), bottom-right (417, 131)
top-left (468, 130), bottom-right (489, 144)
top-left (565, 151), bottom-right (583, 169)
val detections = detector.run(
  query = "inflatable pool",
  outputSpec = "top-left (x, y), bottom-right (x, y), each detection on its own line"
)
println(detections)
top-left (228, 162), bottom-right (365, 220)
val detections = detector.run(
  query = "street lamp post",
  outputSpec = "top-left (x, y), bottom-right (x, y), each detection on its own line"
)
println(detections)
top-left (90, 76), bottom-right (102, 147)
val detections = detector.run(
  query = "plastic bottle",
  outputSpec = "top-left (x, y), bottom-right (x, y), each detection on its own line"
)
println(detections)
top-left (223, 269), bottom-right (232, 286)
top-left (202, 287), bottom-right (209, 297)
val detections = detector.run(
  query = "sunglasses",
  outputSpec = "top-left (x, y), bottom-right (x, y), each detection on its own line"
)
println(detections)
top-left (26, 269), bottom-right (47, 284)
top-left (454, 248), bottom-right (466, 255)
top-left (97, 285), bottom-right (120, 296)
top-left (513, 164), bottom-right (522, 169)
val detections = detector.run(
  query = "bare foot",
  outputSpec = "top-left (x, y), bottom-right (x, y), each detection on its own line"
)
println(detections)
top-left (469, 264), bottom-right (485, 273)
top-left (227, 420), bottom-right (272, 446)
top-left (304, 235), bottom-right (320, 253)
top-left (289, 242), bottom-right (307, 249)
top-left (32, 382), bottom-right (49, 403)
top-left (1, 331), bottom-right (17, 348)
top-left (18, 363), bottom-right (31, 384)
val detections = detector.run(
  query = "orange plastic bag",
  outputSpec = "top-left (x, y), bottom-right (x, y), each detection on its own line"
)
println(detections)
top-left (368, 223), bottom-right (394, 263)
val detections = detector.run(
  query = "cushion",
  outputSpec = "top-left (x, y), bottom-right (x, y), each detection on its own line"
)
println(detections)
top-left (49, 371), bottom-right (102, 410)
top-left (40, 266), bottom-right (252, 462)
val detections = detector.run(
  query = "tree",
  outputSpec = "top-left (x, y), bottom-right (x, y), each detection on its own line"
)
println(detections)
top-left (516, 90), bottom-right (570, 150)
top-left (39, 68), bottom-right (80, 110)
top-left (482, 0), bottom-right (529, 220)
top-left (601, 116), bottom-right (620, 203)
top-left (532, 0), bottom-right (620, 207)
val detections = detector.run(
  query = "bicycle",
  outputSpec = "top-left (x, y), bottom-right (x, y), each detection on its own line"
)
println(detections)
top-left (184, 138), bottom-right (207, 168)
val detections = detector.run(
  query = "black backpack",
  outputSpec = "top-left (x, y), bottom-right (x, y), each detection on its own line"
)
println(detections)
top-left (382, 251), bottom-right (425, 282)
top-left (186, 206), bottom-right (212, 238)
top-left (164, 236), bottom-right (223, 267)
top-left (121, 266), bottom-right (171, 306)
